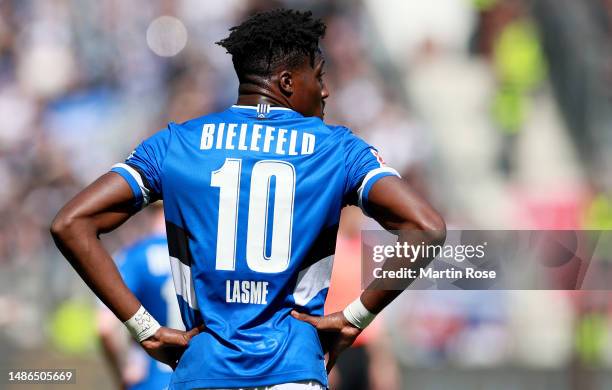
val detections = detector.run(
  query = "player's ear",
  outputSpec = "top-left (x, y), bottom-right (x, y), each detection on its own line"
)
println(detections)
top-left (278, 70), bottom-right (293, 96)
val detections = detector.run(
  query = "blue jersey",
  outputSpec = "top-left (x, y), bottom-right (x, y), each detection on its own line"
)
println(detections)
top-left (115, 235), bottom-right (183, 390)
top-left (111, 105), bottom-right (399, 389)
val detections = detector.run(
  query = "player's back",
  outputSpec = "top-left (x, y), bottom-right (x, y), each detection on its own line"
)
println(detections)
top-left (112, 104), bottom-right (398, 389)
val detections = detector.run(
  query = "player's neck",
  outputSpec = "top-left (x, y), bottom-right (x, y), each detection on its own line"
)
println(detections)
top-left (236, 83), bottom-right (291, 109)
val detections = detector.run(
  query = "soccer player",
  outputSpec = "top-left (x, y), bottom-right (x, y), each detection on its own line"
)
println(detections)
top-left (51, 9), bottom-right (445, 390)
top-left (97, 204), bottom-right (181, 390)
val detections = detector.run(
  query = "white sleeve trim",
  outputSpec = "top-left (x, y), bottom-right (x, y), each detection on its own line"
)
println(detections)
top-left (112, 163), bottom-right (151, 206)
top-left (357, 167), bottom-right (400, 212)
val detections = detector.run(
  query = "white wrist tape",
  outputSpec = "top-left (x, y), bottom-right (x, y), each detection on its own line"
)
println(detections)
top-left (124, 306), bottom-right (161, 343)
top-left (342, 298), bottom-right (376, 330)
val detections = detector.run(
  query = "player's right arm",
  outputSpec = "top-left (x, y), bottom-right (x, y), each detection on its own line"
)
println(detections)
top-left (50, 172), bottom-right (199, 369)
top-left (292, 176), bottom-right (445, 371)
top-left (359, 175), bottom-right (446, 309)
top-left (292, 128), bottom-right (446, 372)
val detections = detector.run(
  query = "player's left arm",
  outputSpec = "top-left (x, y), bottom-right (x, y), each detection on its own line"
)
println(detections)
top-left (50, 172), bottom-right (200, 368)
top-left (51, 173), bottom-right (141, 320)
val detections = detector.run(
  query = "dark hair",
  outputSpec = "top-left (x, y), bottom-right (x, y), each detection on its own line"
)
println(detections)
top-left (216, 9), bottom-right (326, 82)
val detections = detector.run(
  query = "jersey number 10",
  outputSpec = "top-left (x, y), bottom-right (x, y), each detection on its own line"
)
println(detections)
top-left (211, 158), bottom-right (295, 273)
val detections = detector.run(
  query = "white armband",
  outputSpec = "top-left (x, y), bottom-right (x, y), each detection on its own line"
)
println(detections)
top-left (342, 298), bottom-right (376, 330)
top-left (124, 306), bottom-right (161, 343)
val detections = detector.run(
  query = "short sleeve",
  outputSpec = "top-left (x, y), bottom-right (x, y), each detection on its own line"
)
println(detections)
top-left (110, 126), bottom-right (171, 209)
top-left (342, 129), bottom-right (400, 215)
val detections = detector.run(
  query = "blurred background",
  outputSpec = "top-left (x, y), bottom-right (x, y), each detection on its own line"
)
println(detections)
top-left (1, 0), bottom-right (612, 389)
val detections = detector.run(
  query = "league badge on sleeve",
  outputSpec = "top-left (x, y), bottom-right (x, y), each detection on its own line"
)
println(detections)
top-left (370, 149), bottom-right (386, 166)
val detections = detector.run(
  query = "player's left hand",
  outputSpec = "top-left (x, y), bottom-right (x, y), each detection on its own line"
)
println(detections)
top-left (140, 325), bottom-right (203, 369)
top-left (290, 310), bottom-right (361, 373)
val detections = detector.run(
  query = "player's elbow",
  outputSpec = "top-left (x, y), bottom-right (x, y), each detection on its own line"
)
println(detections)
top-left (50, 210), bottom-right (78, 242)
top-left (426, 215), bottom-right (446, 245)
top-left (408, 211), bottom-right (446, 245)
top-left (424, 213), bottom-right (446, 244)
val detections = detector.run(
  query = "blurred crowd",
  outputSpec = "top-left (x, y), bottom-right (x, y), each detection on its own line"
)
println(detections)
top-left (1, 0), bottom-right (612, 389)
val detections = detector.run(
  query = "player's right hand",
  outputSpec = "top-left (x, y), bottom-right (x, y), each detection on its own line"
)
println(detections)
top-left (291, 310), bottom-right (362, 373)
top-left (140, 325), bottom-right (203, 369)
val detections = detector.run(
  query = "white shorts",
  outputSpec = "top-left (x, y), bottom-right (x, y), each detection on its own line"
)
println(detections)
top-left (199, 380), bottom-right (325, 390)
